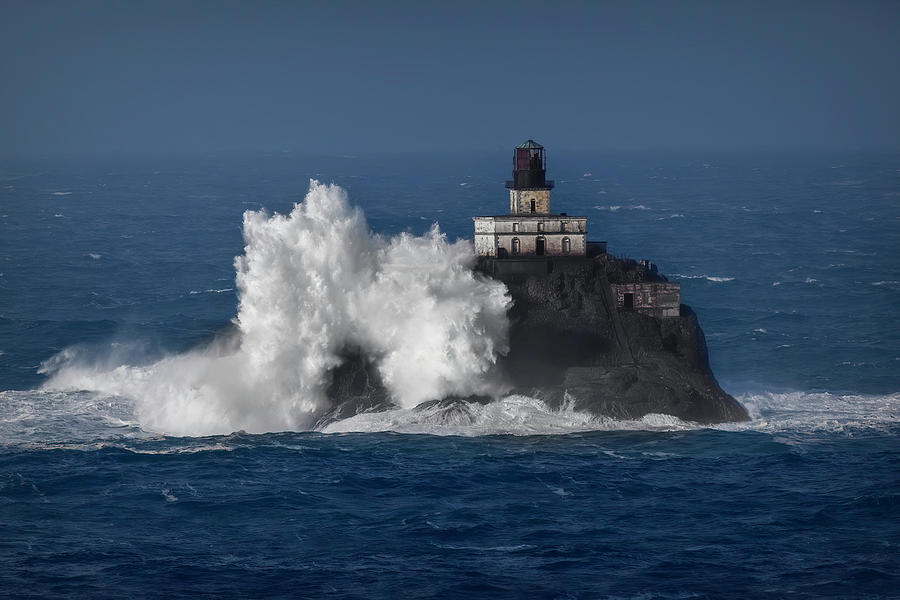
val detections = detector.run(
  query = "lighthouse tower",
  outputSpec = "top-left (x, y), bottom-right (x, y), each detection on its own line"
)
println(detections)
top-left (507, 139), bottom-right (553, 215)
top-left (473, 140), bottom-right (587, 258)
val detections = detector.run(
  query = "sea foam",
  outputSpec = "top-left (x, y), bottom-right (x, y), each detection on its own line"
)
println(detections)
top-left (41, 181), bottom-right (511, 435)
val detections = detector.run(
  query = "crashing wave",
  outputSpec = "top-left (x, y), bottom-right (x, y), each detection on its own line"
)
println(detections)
top-left (40, 181), bottom-right (511, 436)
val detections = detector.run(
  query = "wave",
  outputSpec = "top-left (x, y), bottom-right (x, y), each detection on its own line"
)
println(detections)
top-left (594, 204), bottom-right (651, 212)
top-left (319, 390), bottom-right (900, 436)
top-left (39, 181), bottom-right (511, 436)
top-left (671, 273), bottom-right (735, 283)
top-left (3, 388), bottom-right (897, 445)
top-left (319, 395), bottom-right (687, 436)
top-left (724, 390), bottom-right (900, 434)
top-left (188, 288), bottom-right (233, 295)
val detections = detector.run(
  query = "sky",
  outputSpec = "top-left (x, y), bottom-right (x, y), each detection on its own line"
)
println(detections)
top-left (1, 0), bottom-right (899, 156)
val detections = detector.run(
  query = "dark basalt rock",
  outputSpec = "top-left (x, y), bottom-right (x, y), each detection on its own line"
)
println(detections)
top-left (483, 255), bottom-right (749, 424)
top-left (316, 350), bottom-right (394, 428)
top-left (321, 255), bottom-right (749, 425)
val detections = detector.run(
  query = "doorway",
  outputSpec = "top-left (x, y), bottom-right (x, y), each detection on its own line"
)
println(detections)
top-left (623, 293), bottom-right (634, 309)
top-left (536, 236), bottom-right (545, 256)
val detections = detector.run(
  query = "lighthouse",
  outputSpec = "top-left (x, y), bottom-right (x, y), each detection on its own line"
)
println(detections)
top-left (473, 140), bottom-right (587, 258)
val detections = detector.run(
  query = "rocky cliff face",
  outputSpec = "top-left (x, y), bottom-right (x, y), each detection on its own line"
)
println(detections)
top-left (320, 255), bottom-right (749, 426)
top-left (488, 255), bottom-right (749, 423)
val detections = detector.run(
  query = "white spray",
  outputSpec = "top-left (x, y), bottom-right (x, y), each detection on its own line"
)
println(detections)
top-left (42, 181), bottom-right (511, 435)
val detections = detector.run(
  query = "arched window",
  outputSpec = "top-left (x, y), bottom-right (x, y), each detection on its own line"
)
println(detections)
top-left (511, 237), bottom-right (520, 255)
top-left (562, 237), bottom-right (571, 254)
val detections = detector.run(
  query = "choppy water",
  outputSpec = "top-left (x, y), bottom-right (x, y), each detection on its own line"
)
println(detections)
top-left (1, 151), bottom-right (898, 598)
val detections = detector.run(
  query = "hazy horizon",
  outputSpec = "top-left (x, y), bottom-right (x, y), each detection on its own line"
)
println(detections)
top-left (2, 0), bottom-right (899, 157)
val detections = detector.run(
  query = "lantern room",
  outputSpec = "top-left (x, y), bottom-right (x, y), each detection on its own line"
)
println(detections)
top-left (506, 139), bottom-right (554, 190)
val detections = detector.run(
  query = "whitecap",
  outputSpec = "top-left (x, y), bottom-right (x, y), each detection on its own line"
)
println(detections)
top-left (87, 253), bottom-right (101, 260)
top-left (51, 191), bottom-right (72, 196)
top-left (721, 391), bottom-right (900, 435)
top-left (672, 274), bottom-right (734, 283)
top-left (188, 287), bottom-right (235, 295)
top-left (7, 386), bottom-right (898, 442)
top-left (320, 395), bottom-right (694, 436)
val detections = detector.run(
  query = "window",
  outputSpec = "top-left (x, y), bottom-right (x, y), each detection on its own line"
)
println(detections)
top-left (537, 222), bottom-right (544, 232)
top-left (512, 222), bottom-right (519, 232)
top-left (560, 221), bottom-right (567, 232)
top-left (511, 238), bottom-right (520, 255)
top-left (530, 199), bottom-right (536, 213)
top-left (562, 237), bottom-right (571, 254)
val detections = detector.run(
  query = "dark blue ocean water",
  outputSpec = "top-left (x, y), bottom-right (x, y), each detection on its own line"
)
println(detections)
top-left (1, 151), bottom-right (898, 598)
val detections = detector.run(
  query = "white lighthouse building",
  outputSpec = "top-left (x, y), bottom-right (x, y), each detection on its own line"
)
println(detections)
top-left (473, 140), bottom-right (587, 258)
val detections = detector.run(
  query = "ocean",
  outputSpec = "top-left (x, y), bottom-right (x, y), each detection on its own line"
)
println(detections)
top-left (1, 150), bottom-right (898, 598)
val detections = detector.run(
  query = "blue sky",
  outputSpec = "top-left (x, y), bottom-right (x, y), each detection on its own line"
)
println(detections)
top-left (1, 0), bottom-right (899, 155)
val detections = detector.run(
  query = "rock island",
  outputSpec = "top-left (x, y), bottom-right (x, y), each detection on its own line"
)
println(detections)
top-left (472, 140), bottom-right (748, 423)
top-left (321, 141), bottom-right (749, 426)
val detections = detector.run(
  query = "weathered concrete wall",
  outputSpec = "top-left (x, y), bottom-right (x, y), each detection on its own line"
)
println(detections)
top-left (497, 233), bottom-right (586, 257)
top-left (509, 189), bottom-right (551, 214)
top-left (500, 218), bottom-right (585, 234)
top-left (612, 282), bottom-right (681, 318)
top-left (474, 234), bottom-right (496, 256)
top-left (473, 217), bottom-right (497, 256)
top-left (474, 216), bottom-right (587, 257)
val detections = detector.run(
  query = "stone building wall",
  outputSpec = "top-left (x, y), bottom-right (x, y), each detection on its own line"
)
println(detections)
top-left (612, 282), bottom-right (681, 318)
top-left (497, 233), bottom-right (585, 256)
top-left (473, 216), bottom-right (587, 257)
top-left (509, 189), bottom-right (551, 214)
